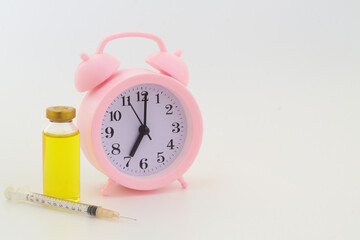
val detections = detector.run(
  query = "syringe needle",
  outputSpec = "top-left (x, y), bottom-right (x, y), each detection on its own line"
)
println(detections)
top-left (94, 207), bottom-right (136, 220)
top-left (120, 216), bottom-right (137, 221)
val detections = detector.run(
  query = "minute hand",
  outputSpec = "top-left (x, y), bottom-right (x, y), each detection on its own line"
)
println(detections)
top-left (143, 92), bottom-right (148, 127)
top-left (129, 102), bottom-right (152, 140)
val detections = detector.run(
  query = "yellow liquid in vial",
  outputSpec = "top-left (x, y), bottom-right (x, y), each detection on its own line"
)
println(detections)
top-left (43, 131), bottom-right (80, 202)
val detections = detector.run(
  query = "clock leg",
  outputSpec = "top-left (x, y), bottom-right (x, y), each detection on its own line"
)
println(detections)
top-left (177, 176), bottom-right (187, 189)
top-left (101, 178), bottom-right (116, 196)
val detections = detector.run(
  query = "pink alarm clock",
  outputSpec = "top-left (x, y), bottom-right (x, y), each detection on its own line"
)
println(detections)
top-left (75, 32), bottom-right (202, 196)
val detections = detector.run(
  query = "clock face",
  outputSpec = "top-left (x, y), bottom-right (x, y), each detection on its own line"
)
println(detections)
top-left (101, 83), bottom-right (187, 176)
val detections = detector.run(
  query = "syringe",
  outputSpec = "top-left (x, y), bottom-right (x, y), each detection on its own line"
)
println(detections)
top-left (4, 186), bottom-right (136, 221)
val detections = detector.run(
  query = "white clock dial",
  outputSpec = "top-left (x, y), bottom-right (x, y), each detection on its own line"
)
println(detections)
top-left (101, 83), bottom-right (187, 176)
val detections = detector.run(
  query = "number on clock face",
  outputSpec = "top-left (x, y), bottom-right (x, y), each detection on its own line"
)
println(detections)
top-left (101, 84), bottom-right (187, 176)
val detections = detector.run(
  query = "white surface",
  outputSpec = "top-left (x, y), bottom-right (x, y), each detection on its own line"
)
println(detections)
top-left (1, 0), bottom-right (360, 239)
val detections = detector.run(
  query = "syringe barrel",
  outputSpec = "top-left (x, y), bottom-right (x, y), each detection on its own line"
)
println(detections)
top-left (5, 186), bottom-right (91, 215)
top-left (26, 192), bottom-right (90, 214)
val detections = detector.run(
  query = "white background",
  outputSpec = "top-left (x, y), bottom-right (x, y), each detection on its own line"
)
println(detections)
top-left (1, 0), bottom-right (359, 239)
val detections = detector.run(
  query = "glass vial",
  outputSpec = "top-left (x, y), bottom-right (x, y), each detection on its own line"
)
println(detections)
top-left (43, 106), bottom-right (80, 202)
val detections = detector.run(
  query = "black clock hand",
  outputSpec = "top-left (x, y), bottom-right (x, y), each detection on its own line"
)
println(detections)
top-left (129, 102), bottom-right (142, 125)
top-left (128, 102), bottom-right (152, 140)
top-left (143, 92), bottom-right (148, 127)
top-left (129, 131), bottom-right (144, 157)
top-left (129, 125), bottom-right (150, 157)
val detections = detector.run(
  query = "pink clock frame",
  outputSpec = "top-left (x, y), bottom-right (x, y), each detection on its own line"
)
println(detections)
top-left (75, 32), bottom-right (203, 195)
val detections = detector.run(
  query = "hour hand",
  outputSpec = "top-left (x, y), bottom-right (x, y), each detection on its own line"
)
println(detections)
top-left (129, 132), bottom-right (144, 157)
top-left (129, 125), bottom-right (150, 157)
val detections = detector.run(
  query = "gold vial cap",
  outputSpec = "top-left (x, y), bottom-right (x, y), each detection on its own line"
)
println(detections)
top-left (46, 106), bottom-right (76, 121)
